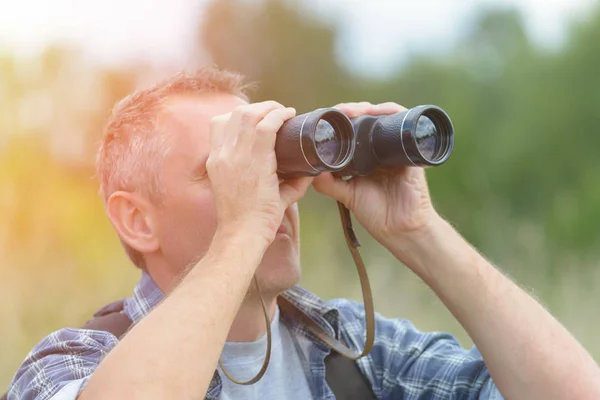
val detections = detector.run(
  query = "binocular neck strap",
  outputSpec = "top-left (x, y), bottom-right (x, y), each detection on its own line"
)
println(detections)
top-left (279, 202), bottom-right (375, 359)
top-left (219, 201), bottom-right (376, 384)
top-left (218, 276), bottom-right (273, 385)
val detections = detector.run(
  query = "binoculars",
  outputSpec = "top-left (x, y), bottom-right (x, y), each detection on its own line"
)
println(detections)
top-left (275, 105), bottom-right (454, 178)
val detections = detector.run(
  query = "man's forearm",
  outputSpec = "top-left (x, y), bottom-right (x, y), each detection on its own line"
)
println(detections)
top-left (386, 216), bottom-right (600, 400)
top-left (79, 231), bottom-right (266, 400)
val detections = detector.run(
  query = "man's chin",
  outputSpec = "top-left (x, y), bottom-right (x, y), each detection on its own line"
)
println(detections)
top-left (254, 245), bottom-right (301, 295)
top-left (262, 238), bottom-right (298, 266)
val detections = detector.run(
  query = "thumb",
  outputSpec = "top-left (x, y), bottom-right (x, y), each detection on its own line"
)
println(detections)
top-left (279, 176), bottom-right (314, 208)
top-left (312, 172), bottom-right (356, 209)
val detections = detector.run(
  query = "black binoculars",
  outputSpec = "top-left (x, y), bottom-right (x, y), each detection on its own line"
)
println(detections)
top-left (275, 105), bottom-right (454, 178)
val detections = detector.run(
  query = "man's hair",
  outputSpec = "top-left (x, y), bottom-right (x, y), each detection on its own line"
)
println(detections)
top-left (96, 66), bottom-right (250, 268)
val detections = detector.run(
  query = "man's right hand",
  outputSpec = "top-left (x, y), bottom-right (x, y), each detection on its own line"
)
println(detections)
top-left (207, 101), bottom-right (313, 249)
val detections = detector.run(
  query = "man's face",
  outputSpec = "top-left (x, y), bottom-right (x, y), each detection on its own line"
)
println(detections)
top-left (149, 93), bottom-right (302, 295)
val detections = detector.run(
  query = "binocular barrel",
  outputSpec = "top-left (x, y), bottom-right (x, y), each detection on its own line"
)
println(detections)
top-left (275, 108), bottom-right (356, 176)
top-left (275, 105), bottom-right (454, 178)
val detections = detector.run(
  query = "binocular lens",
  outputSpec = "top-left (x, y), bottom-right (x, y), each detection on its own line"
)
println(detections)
top-left (415, 115), bottom-right (439, 162)
top-left (275, 108), bottom-right (355, 177)
top-left (412, 107), bottom-right (453, 164)
top-left (315, 120), bottom-right (341, 166)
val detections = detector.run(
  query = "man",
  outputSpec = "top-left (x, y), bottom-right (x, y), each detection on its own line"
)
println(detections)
top-left (7, 67), bottom-right (600, 400)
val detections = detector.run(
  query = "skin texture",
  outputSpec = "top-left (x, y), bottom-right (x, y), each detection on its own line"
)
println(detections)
top-left (78, 97), bottom-right (600, 400)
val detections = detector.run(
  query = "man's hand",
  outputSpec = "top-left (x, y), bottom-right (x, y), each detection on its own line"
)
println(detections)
top-left (318, 101), bottom-right (600, 400)
top-left (313, 102), bottom-right (438, 261)
top-left (208, 101), bottom-right (313, 249)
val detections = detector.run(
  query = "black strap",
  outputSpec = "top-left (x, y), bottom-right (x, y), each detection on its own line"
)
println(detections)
top-left (81, 299), bottom-right (131, 338)
top-left (325, 351), bottom-right (377, 400)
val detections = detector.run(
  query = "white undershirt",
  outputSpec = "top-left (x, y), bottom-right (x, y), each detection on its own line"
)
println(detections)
top-left (217, 306), bottom-right (313, 399)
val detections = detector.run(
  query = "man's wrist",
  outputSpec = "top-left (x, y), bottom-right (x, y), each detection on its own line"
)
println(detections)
top-left (206, 226), bottom-right (268, 268)
top-left (383, 214), bottom-right (468, 281)
top-left (180, 227), bottom-right (267, 294)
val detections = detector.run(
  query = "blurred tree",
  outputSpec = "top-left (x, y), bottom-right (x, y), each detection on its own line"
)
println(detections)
top-left (201, 0), bottom-right (357, 112)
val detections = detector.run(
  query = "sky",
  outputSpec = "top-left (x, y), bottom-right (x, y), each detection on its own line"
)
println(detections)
top-left (0, 0), bottom-right (597, 77)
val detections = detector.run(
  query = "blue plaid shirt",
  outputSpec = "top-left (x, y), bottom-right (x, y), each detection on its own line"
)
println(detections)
top-left (8, 272), bottom-right (503, 399)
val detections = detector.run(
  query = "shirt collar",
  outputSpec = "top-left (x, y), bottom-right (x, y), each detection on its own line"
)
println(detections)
top-left (280, 285), bottom-right (342, 342)
top-left (124, 271), bottom-right (342, 339)
top-left (123, 271), bottom-right (164, 325)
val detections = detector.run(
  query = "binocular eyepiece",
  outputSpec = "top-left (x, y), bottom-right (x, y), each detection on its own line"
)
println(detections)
top-left (275, 104), bottom-right (455, 178)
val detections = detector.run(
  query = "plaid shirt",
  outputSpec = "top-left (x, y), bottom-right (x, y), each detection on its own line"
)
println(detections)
top-left (8, 272), bottom-right (503, 399)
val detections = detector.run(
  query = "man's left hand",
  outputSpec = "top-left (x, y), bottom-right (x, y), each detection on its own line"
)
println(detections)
top-left (313, 101), bottom-right (440, 249)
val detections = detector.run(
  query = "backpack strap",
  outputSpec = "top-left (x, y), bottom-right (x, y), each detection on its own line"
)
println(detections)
top-left (325, 351), bottom-right (377, 400)
top-left (81, 299), bottom-right (132, 339)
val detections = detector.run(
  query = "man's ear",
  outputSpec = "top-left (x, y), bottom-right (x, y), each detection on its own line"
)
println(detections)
top-left (106, 191), bottom-right (160, 254)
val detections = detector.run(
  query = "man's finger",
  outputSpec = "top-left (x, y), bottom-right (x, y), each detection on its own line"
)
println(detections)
top-left (209, 113), bottom-right (230, 155)
top-left (223, 101), bottom-right (286, 154)
top-left (333, 101), bottom-right (406, 118)
top-left (279, 176), bottom-right (314, 209)
top-left (371, 102), bottom-right (406, 115)
top-left (253, 107), bottom-right (296, 156)
top-left (312, 172), bottom-right (356, 210)
top-left (332, 102), bottom-right (377, 118)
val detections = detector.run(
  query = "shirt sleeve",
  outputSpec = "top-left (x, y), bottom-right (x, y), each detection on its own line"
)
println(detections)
top-left (7, 328), bottom-right (118, 400)
top-left (334, 299), bottom-right (505, 400)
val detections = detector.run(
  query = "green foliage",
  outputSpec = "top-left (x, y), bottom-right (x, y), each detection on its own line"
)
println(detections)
top-left (201, 0), bottom-right (356, 111)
